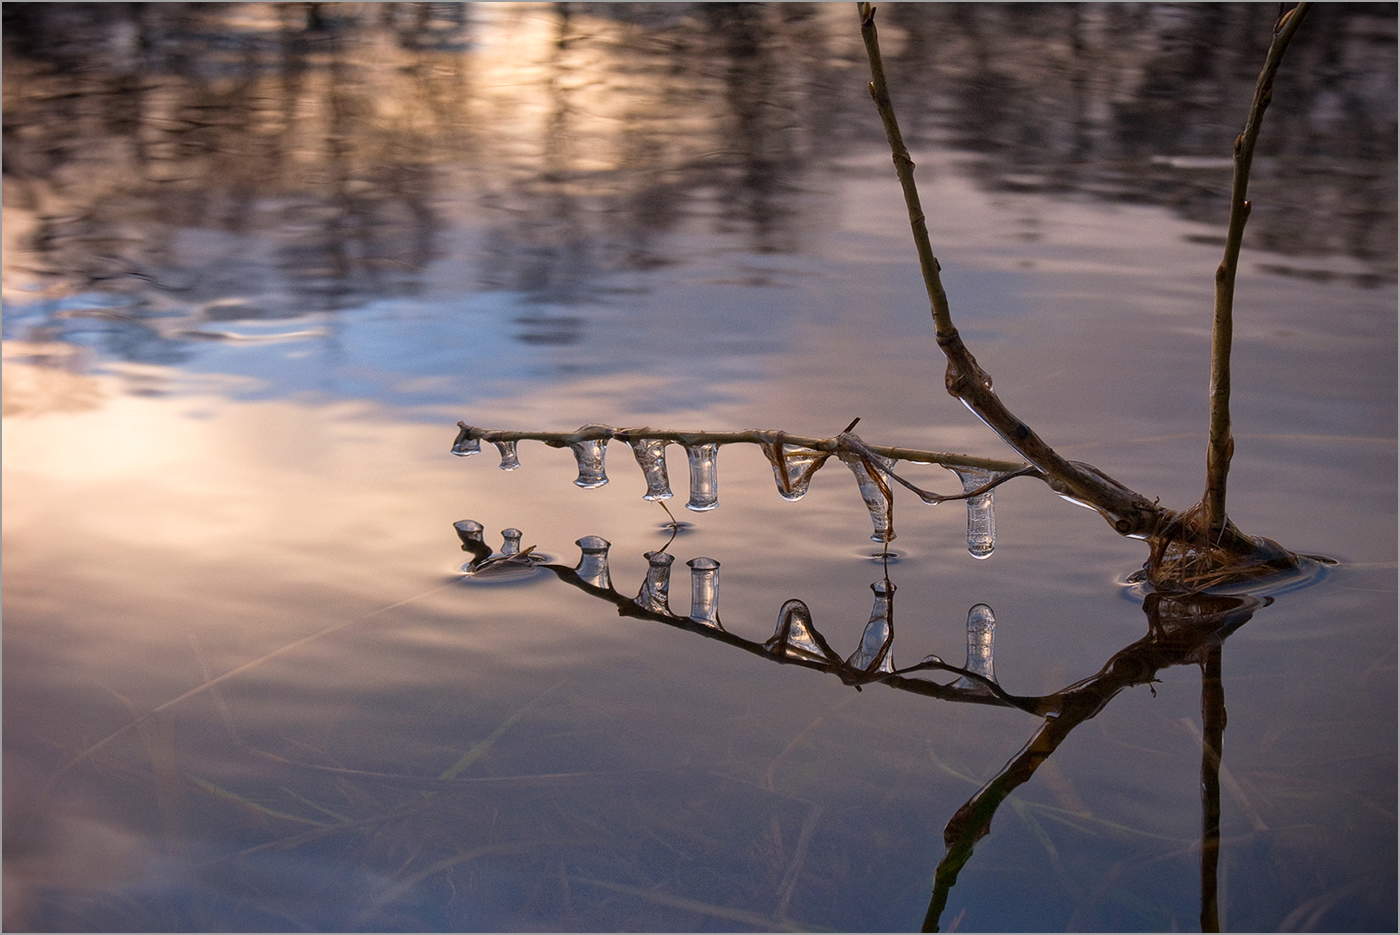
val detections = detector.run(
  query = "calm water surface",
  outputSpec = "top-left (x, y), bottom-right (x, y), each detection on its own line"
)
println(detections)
top-left (3, 4), bottom-right (1396, 931)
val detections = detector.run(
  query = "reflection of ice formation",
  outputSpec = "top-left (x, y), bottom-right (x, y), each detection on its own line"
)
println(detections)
top-left (635, 550), bottom-right (674, 613)
top-left (847, 579), bottom-right (895, 674)
top-left (953, 604), bottom-right (997, 691)
top-left (573, 535), bottom-right (612, 589)
top-left (686, 557), bottom-right (721, 628)
top-left (764, 599), bottom-right (825, 661)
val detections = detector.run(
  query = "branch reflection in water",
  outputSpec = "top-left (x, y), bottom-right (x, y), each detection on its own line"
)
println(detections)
top-left (452, 521), bottom-right (1266, 932)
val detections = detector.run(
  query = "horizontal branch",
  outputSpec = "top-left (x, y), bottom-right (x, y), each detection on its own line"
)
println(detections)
top-left (454, 421), bottom-right (1030, 474)
top-left (541, 560), bottom-right (1047, 714)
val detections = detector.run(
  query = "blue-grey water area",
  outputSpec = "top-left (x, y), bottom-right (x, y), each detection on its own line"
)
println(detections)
top-left (3, 4), bottom-right (1396, 932)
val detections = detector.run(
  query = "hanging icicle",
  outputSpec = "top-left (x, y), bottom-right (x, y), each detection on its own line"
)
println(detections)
top-left (569, 424), bottom-right (613, 488)
top-left (492, 439), bottom-right (521, 471)
top-left (450, 426), bottom-right (481, 457)
top-left (839, 451), bottom-right (896, 542)
top-left (763, 441), bottom-right (830, 502)
top-left (629, 438), bottom-right (673, 501)
top-left (684, 442), bottom-right (719, 512)
top-left (950, 466), bottom-right (997, 559)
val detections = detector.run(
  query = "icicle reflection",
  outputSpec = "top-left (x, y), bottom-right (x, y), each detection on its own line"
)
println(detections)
top-left (764, 599), bottom-right (827, 662)
top-left (847, 579), bottom-right (896, 674)
top-left (569, 424), bottom-right (612, 488)
top-left (460, 523), bottom-right (1045, 704)
top-left (493, 439), bottom-right (521, 471)
top-left (573, 535), bottom-right (613, 589)
top-left (953, 603), bottom-right (997, 691)
top-left (840, 452), bottom-right (896, 543)
top-left (951, 467), bottom-right (997, 559)
top-left (684, 442), bottom-right (719, 512)
top-left (765, 443), bottom-right (829, 502)
top-left (686, 557), bottom-right (721, 629)
top-left (635, 550), bottom-right (674, 613)
top-left (453, 519), bottom-right (486, 548)
top-left (630, 438), bottom-right (673, 501)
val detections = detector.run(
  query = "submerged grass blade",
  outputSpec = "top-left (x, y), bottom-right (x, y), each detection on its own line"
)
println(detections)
top-left (257, 747), bottom-right (658, 788)
top-left (438, 681), bottom-right (565, 780)
top-left (775, 802), bottom-right (824, 921)
top-left (188, 774), bottom-right (329, 828)
top-left (52, 580), bottom-right (459, 783)
top-left (353, 841), bottom-right (550, 926)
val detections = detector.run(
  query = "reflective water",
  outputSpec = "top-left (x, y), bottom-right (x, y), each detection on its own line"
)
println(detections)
top-left (4, 4), bottom-right (1396, 932)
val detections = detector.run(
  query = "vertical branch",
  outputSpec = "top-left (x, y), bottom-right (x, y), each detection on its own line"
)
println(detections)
top-left (1204, 3), bottom-right (1311, 532)
top-left (856, 2), bottom-right (955, 341)
top-left (1199, 644), bottom-right (1226, 933)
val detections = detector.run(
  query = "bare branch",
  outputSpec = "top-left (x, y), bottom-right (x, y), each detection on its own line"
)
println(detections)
top-left (455, 421), bottom-right (1028, 474)
top-left (1204, 2), bottom-right (1311, 533)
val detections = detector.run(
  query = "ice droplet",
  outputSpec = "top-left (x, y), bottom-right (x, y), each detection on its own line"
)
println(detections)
top-left (954, 603), bottom-right (996, 691)
top-left (686, 556), bottom-right (721, 628)
top-left (764, 599), bottom-right (826, 661)
top-left (765, 443), bottom-right (829, 501)
top-left (634, 550), bottom-right (674, 614)
top-left (629, 438), bottom-right (673, 501)
top-left (493, 439), bottom-right (521, 471)
top-left (846, 579), bottom-right (896, 674)
top-left (451, 427), bottom-right (481, 457)
top-left (840, 452), bottom-right (896, 542)
top-left (500, 528), bottom-right (523, 556)
top-left (951, 466), bottom-right (997, 559)
top-left (573, 535), bottom-right (613, 589)
top-left (684, 442), bottom-right (719, 512)
top-left (569, 425), bottom-right (612, 488)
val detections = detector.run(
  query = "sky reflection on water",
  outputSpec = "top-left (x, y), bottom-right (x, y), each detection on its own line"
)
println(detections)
top-left (3, 3), bottom-right (1396, 932)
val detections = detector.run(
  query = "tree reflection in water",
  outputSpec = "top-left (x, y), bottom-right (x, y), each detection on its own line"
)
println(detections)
top-left (456, 520), bottom-right (1272, 932)
top-left (4, 4), bottom-right (1393, 331)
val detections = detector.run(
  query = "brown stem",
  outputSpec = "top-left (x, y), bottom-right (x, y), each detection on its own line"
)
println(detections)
top-left (1204, 3), bottom-right (1311, 533)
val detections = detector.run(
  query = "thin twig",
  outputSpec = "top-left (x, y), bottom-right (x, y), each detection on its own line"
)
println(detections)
top-left (1203, 3), bottom-right (1311, 533)
top-left (838, 431), bottom-right (1040, 503)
